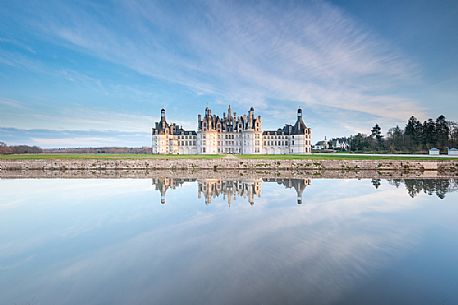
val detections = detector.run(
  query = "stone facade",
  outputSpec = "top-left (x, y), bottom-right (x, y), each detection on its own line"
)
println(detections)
top-left (152, 106), bottom-right (312, 154)
top-left (151, 109), bottom-right (198, 154)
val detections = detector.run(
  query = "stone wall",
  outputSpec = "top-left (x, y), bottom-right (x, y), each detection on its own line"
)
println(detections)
top-left (1, 158), bottom-right (457, 173)
top-left (1, 168), bottom-right (457, 179)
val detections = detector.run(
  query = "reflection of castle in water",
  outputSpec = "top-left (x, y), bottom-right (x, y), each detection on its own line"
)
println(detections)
top-left (198, 179), bottom-right (262, 205)
top-left (152, 177), bottom-right (311, 205)
top-left (152, 177), bottom-right (458, 205)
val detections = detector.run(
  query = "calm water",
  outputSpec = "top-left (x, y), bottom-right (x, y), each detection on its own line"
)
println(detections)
top-left (1, 176), bottom-right (457, 305)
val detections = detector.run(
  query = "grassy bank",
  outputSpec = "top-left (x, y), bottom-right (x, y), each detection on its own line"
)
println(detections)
top-left (238, 154), bottom-right (458, 161)
top-left (0, 153), bottom-right (224, 160)
top-left (1, 153), bottom-right (458, 161)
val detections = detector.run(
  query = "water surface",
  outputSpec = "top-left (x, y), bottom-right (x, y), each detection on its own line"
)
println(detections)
top-left (1, 177), bottom-right (457, 305)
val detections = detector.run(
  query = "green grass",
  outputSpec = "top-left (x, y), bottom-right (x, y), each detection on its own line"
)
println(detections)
top-left (0, 153), bottom-right (224, 160)
top-left (236, 154), bottom-right (458, 161)
top-left (1, 153), bottom-right (457, 161)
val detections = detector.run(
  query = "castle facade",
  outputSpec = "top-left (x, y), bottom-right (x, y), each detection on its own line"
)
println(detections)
top-left (152, 106), bottom-right (312, 154)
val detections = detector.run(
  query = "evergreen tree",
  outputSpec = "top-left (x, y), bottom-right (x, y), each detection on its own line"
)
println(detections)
top-left (371, 124), bottom-right (384, 150)
top-left (386, 126), bottom-right (404, 151)
top-left (423, 119), bottom-right (437, 148)
top-left (404, 116), bottom-right (423, 150)
top-left (450, 122), bottom-right (458, 148)
top-left (404, 116), bottom-right (417, 138)
top-left (435, 115), bottom-right (450, 149)
top-left (349, 133), bottom-right (370, 152)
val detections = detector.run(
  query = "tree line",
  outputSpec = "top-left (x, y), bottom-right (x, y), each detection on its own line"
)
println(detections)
top-left (338, 115), bottom-right (458, 153)
top-left (0, 142), bottom-right (43, 154)
top-left (388, 178), bottom-right (458, 199)
top-left (0, 142), bottom-right (152, 154)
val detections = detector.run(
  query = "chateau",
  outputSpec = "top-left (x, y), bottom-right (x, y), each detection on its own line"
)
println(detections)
top-left (152, 106), bottom-right (312, 154)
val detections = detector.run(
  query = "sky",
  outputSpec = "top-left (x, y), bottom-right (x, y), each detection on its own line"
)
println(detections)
top-left (0, 0), bottom-right (457, 148)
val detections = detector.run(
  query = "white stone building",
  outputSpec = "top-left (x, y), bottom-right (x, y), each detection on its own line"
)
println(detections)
top-left (429, 148), bottom-right (440, 155)
top-left (448, 148), bottom-right (458, 155)
top-left (152, 106), bottom-right (312, 154)
top-left (151, 109), bottom-right (198, 154)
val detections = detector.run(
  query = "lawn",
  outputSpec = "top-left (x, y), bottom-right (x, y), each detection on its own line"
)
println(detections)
top-left (236, 154), bottom-right (458, 161)
top-left (0, 153), bottom-right (224, 160)
top-left (1, 153), bottom-right (457, 161)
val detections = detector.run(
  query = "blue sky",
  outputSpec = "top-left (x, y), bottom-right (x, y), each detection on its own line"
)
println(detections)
top-left (0, 0), bottom-right (457, 147)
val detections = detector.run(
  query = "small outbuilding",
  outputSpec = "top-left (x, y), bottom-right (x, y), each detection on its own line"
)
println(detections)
top-left (448, 148), bottom-right (458, 156)
top-left (314, 140), bottom-right (328, 150)
top-left (429, 148), bottom-right (440, 155)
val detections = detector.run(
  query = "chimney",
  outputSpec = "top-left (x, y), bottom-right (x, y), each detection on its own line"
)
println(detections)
top-left (249, 107), bottom-right (254, 129)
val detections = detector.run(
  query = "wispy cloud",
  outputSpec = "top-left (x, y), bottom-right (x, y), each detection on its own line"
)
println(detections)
top-left (0, 37), bottom-right (36, 54)
top-left (0, 0), bottom-right (432, 143)
top-left (0, 97), bottom-right (154, 132)
top-left (0, 97), bottom-right (28, 110)
top-left (29, 1), bottom-right (422, 119)
top-left (0, 128), bottom-right (151, 147)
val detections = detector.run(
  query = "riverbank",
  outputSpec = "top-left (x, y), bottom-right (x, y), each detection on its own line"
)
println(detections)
top-left (1, 157), bottom-right (457, 173)
top-left (1, 153), bottom-right (458, 161)
top-left (1, 169), bottom-right (457, 179)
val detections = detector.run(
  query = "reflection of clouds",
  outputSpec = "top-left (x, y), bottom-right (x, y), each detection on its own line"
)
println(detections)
top-left (0, 179), bottom-right (153, 210)
top-left (22, 201), bottom-right (412, 305)
top-left (0, 179), bottom-right (456, 305)
top-left (0, 179), bottom-right (157, 259)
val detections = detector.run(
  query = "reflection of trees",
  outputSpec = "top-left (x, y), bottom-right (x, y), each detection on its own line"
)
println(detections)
top-left (387, 179), bottom-right (458, 199)
top-left (371, 179), bottom-right (381, 189)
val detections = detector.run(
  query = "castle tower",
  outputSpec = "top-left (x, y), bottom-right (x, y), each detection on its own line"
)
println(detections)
top-left (160, 108), bottom-right (166, 129)
top-left (228, 105), bottom-right (232, 120)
